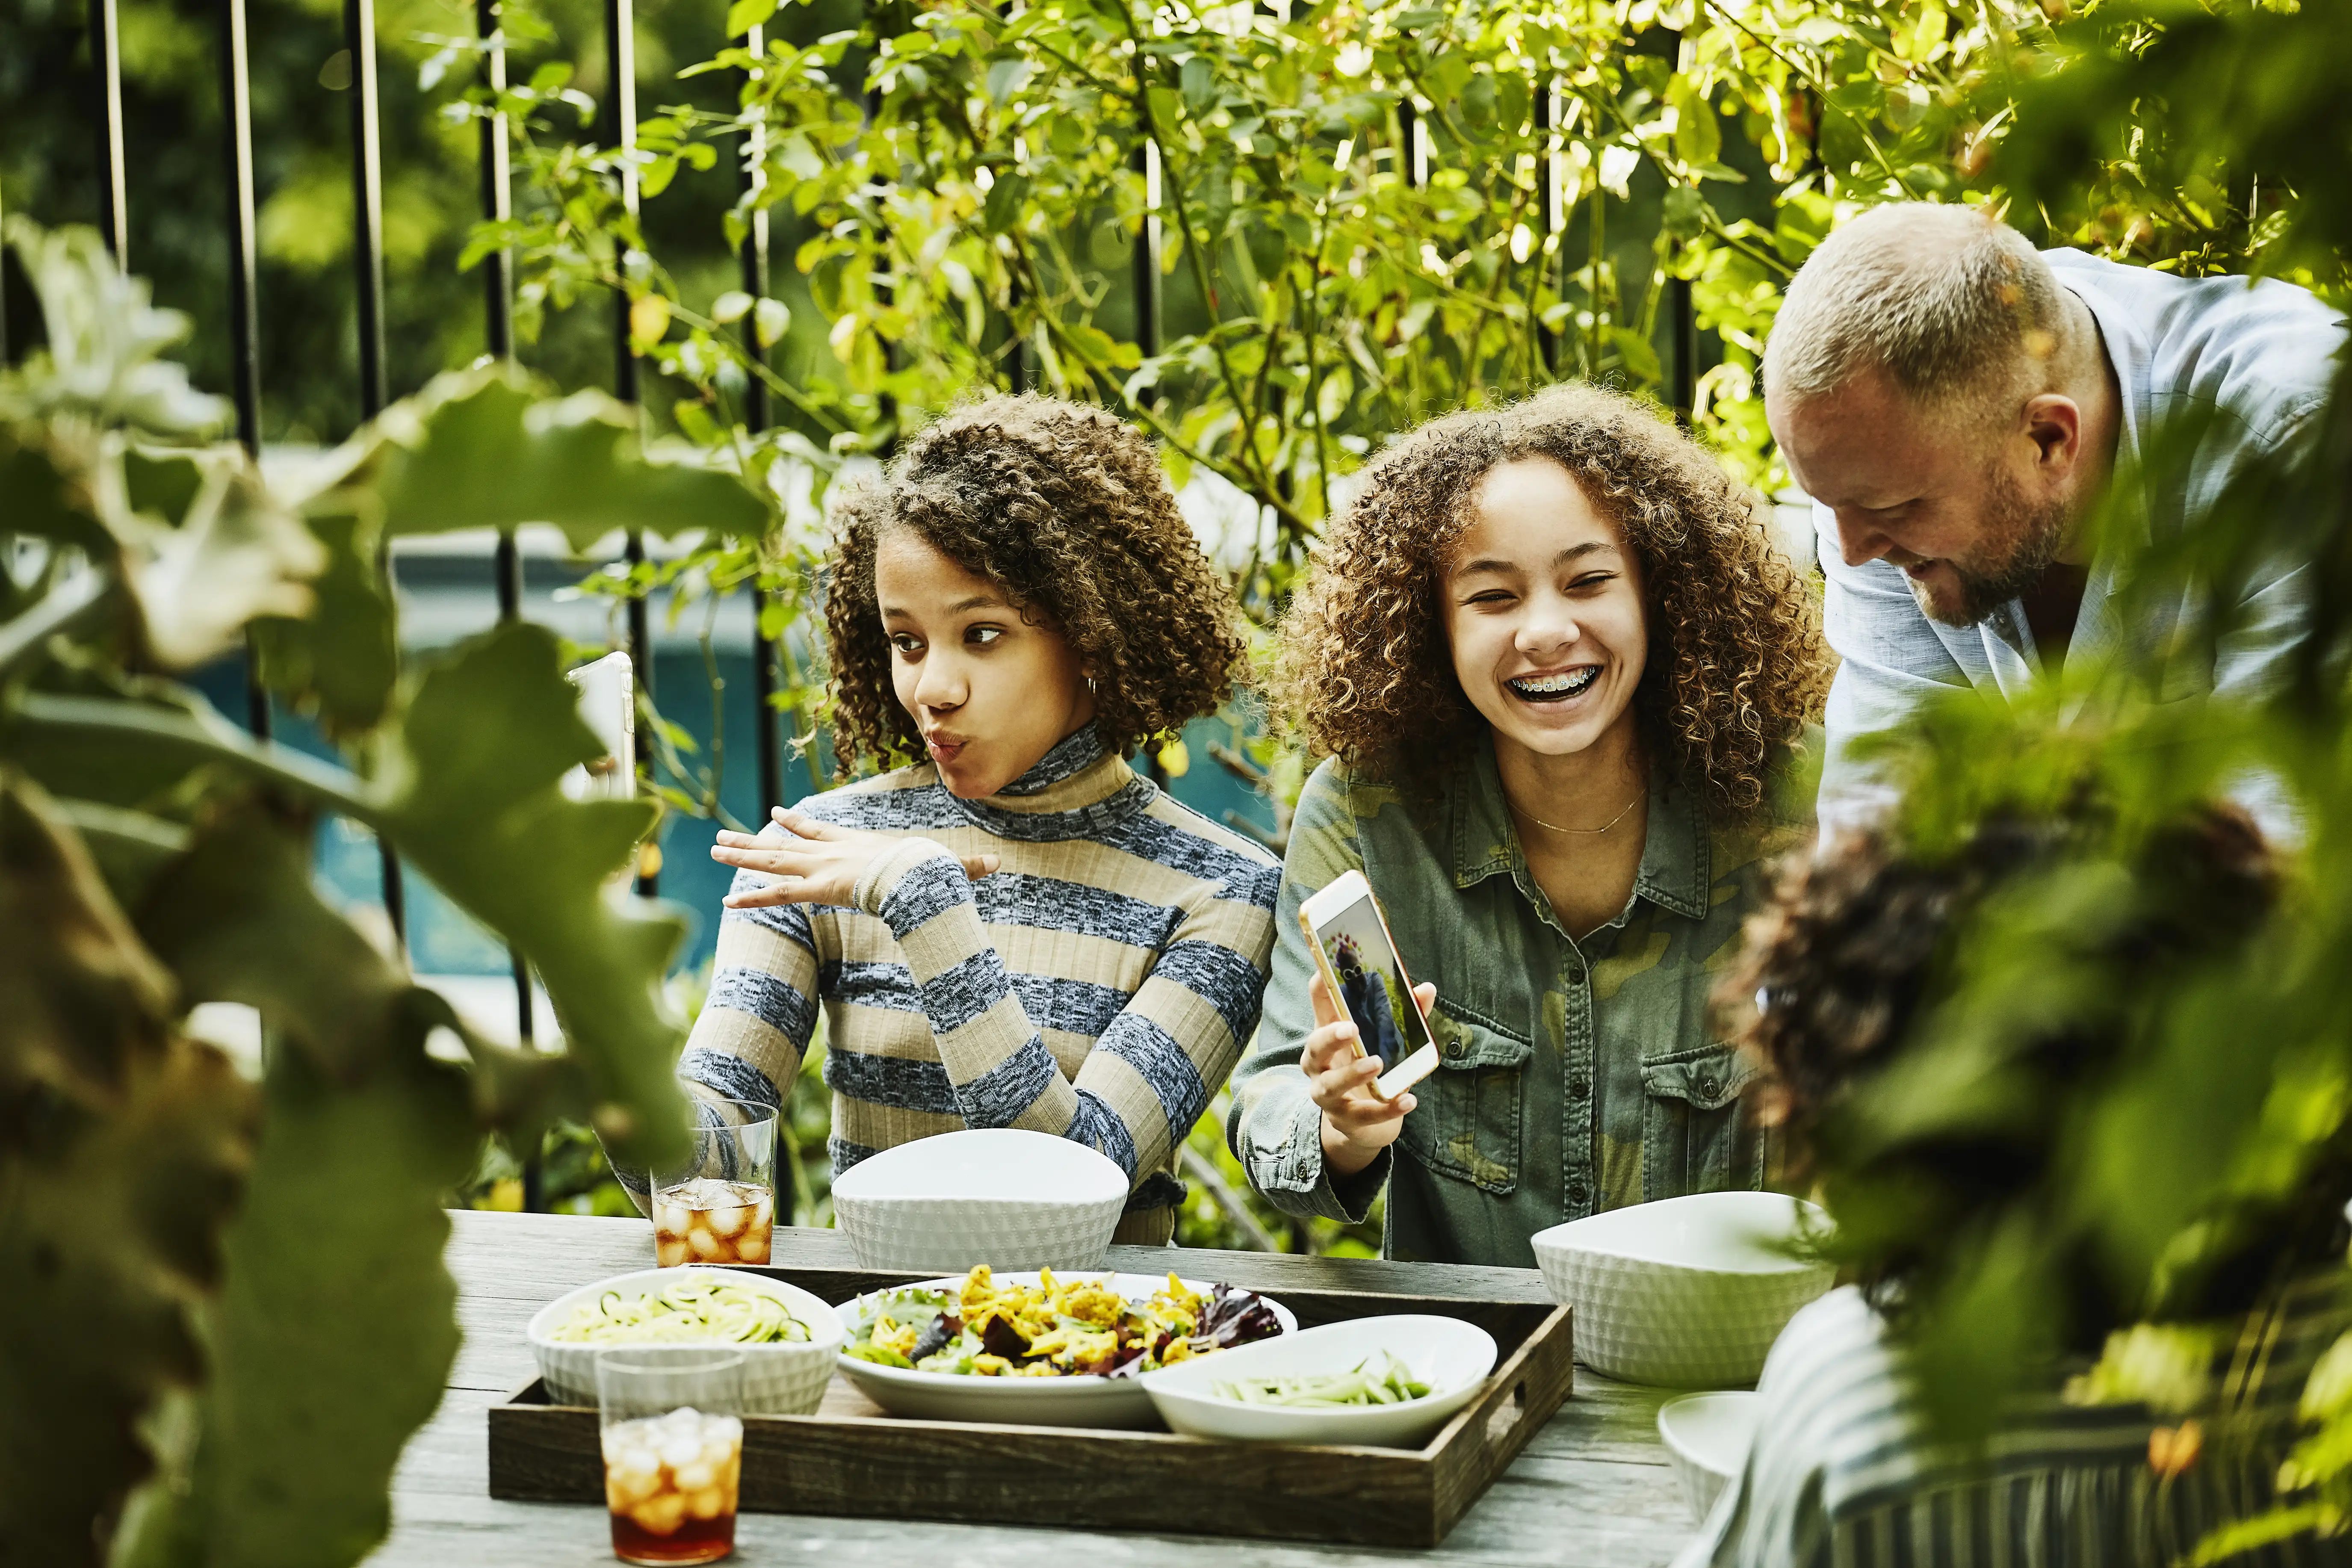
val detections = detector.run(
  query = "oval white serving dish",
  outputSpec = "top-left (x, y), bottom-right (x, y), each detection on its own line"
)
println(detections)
top-left (1657, 1390), bottom-right (1762, 1522)
top-left (1530, 1190), bottom-right (1833, 1388)
top-left (526, 1265), bottom-right (845, 1413)
top-left (829, 1128), bottom-right (1129, 1273)
top-left (834, 1272), bottom-right (1295, 1429)
top-left (1140, 1314), bottom-right (1498, 1449)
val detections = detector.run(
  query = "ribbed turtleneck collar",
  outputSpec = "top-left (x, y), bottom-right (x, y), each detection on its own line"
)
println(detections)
top-left (941, 723), bottom-right (1157, 842)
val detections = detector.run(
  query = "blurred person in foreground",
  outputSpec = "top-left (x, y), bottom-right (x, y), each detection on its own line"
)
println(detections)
top-left (1683, 804), bottom-right (2352, 1567)
top-left (1229, 384), bottom-right (1829, 1267)
top-left (1766, 203), bottom-right (2347, 841)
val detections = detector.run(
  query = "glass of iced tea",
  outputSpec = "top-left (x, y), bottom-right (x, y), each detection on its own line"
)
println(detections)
top-left (597, 1347), bottom-right (747, 1565)
top-left (653, 1099), bottom-right (777, 1269)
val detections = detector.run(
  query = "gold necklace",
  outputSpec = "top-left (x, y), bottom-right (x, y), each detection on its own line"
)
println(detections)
top-left (1513, 789), bottom-right (1644, 836)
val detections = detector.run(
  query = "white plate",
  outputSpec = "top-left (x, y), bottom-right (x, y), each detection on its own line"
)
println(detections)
top-left (1657, 1391), bottom-right (1762, 1522)
top-left (834, 1272), bottom-right (1295, 1429)
top-left (1141, 1314), bottom-right (1498, 1448)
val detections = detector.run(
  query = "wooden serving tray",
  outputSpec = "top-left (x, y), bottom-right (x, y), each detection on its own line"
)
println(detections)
top-left (488, 1263), bottom-right (1575, 1548)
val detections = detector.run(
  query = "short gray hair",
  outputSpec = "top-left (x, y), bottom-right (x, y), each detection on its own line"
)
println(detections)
top-left (1766, 204), bottom-right (2063, 414)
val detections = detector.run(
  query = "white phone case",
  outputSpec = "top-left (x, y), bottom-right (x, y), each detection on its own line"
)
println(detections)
top-left (1300, 871), bottom-right (1443, 1102)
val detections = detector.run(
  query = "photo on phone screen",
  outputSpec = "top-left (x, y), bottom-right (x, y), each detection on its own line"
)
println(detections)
top-left (1310, 891), bottom-right (1433, 1072)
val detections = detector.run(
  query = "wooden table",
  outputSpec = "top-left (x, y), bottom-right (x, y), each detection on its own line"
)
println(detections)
top-left (368, 1211), bottom-right (1698, 1566)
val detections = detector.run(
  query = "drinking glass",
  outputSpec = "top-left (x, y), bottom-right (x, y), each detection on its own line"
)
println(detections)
top-left (597, 1348), bottom-right (747, 1565)
top-left (652, 1099), bottom-right (777, 1268)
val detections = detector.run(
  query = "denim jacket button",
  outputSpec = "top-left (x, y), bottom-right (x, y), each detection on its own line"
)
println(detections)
top-left (1569, 1073), bottom-right (1591, 1099)
top-left (1444, 1039), bottom-right (1464, 1059)
top-left (1567, 1176), bottom-right (1591, 1205)
top-left (1696, 1074), bottom-right (1720, 1099)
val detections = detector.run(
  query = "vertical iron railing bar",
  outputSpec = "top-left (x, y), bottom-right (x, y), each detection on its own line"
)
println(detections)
top-left (349, 0), bottom-right (388, 421)
top-left (91, 0), bottom-right (128, 267)
top-left (1129, 108), bottom-right (1168, 789)
top-left (347, 0), bottom-right (407, 951)
top-left (1665, 28), bottom-right (1699, 425)
top-left (739, 23), bottom-right (785, 825)
top-left (996, 1), bottom-right (1024, 394)
top-left (1130, 139), bottom-right (1161, 389)
top-left (216, 0), bottom-right (270, 741)
top-left (858, 52), bottom-right (898, 450)
top-left (1536, 80), bottom-right (1560, 378)
top-left (605, 0), bottom-right (658, 899)
top-left (476, 0), bottom-right (537, 1203)
top-left (1006, 274), bottom-right (1029, 393)
top-left (1671, 275), bottom-right (1696, 422)
top-left (479, 0), bottom-right (516, 364)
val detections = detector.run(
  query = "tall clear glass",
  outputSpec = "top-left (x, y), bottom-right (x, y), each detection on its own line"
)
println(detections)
top-left (597, 1348), bottom-right (747, 1565)
top-left (652, 1099), bottom-right (777, 1268)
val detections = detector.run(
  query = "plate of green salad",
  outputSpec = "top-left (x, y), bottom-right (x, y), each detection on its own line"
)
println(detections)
top-left (1138, 1314), bottom-right (1498, 1447)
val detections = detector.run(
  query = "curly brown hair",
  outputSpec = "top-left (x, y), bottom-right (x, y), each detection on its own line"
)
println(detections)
top-left (822, 393), bottom-right (1247, 776)
top-left (1714, 806), bottom-right (2289, 1329)
top-left (1269, 382), bottom-right (1830, 818)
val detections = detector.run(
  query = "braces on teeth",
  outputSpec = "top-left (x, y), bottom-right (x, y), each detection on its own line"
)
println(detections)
top-left (1511, 668), bottom-right (1599, 696)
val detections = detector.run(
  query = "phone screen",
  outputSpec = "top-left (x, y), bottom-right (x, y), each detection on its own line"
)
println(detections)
top-left (1309, 889), bottom-right (1435, 1071)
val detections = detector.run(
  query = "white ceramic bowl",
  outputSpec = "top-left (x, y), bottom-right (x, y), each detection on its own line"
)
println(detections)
top-left (1658, 1391), bottom-right (1762, 1522)
top-left (829, 1129), bottom-right (1128, 1273)
top-left (1530, 1191), bottom-right (1833, 1387)
top-left (835, 1272), bottom-right (1295, 1429)
top-left (526, 1266), bottom-right (845, 1413)
top-left (1141, 1314), bottom-right (1497, 1449)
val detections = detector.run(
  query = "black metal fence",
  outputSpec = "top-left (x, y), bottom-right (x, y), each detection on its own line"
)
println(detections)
top-left (48, 0), bottom-right (1706, 1205)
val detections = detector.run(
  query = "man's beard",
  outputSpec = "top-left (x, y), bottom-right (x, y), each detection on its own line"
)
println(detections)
top-left (1909, 467), bottom-right (2070, 629)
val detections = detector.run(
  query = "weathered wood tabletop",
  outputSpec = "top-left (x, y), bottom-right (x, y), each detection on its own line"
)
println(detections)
top-left (366, 1211), bottom-right (1697, 1566)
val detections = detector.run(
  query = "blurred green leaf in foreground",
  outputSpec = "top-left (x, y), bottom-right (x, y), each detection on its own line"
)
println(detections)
top-left (1790, 4), bottom-right (2352, 1555)
top-left (0, 217), bottom-right (768, 1567)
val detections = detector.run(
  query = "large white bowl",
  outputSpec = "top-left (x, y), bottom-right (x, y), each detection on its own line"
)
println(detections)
top-left (1531, 1191), bottom-right (1833, 1387)
top-left (834, 1272), bottom-right (1294, 1429)
top-left (830, 1128), bottom-right (1129, 1273)
top-left (1658, 1391), bottom-right (1762, 1522)
top-left (1141, 1314), bottom-right (1497, 1449)
top-left (526, 1266), bottom-right (845, 1413)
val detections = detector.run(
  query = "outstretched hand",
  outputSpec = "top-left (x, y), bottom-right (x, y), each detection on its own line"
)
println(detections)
top-left (712, 807), bottom-right (1001, 909)
top-left (1302, 966), bottom-right (1428, 1178)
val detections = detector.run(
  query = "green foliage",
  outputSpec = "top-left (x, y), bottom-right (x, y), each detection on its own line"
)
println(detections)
top-left (0, 777), bottom-right (257, 1567)
top-left (0, 216), bottom-right (777, 1565)
top-left (473, 0), bottom-right (2074, 614)
top-left (1800, 7), bottom-right (2352, 1547)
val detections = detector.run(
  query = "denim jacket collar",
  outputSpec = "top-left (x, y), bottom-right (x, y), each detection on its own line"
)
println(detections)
top-left (1447, 739), bottom-right (1711, 923)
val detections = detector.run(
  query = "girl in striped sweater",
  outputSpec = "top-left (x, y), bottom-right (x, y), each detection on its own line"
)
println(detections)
top-left (683, 395), bottom-right (1280, 1242)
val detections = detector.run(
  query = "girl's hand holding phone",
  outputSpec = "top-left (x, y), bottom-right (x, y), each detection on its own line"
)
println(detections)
top-left (1304, 968), bottom-right (1432, 1176)
top-left (713, 808), bottom-right (1000, 909)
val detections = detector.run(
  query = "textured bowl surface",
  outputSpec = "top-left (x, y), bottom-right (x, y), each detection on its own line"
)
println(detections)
top-left (1531, 1192), bottom-right (1833, 1387)
top-left (526, 1266), bottom-right (845, 1414)
top-left (835, 1272), bottom-right (1294, 1429)
top-left (1657, 1391), bottom-right (1762, 1523)
top-left (830, 1129), bottom-right (1129, 1274)
top-left (1141, 1314), bottom-right (1496, 1448)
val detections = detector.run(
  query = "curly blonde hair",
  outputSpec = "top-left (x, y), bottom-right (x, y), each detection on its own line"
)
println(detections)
top-left (824, 393), bottom-right (1247, 776)
top-left (1270, 383), bottom-right (1830, 818)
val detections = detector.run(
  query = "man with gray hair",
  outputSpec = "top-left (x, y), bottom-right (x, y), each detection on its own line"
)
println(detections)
top-left (1765, 202), bottom-right (2344, 838)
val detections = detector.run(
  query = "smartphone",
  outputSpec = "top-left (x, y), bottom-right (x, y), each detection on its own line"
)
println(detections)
top-left (562, 651), bottom-right (636, 804)
top-left (1297, 870), bottom-right (1443, 1099)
